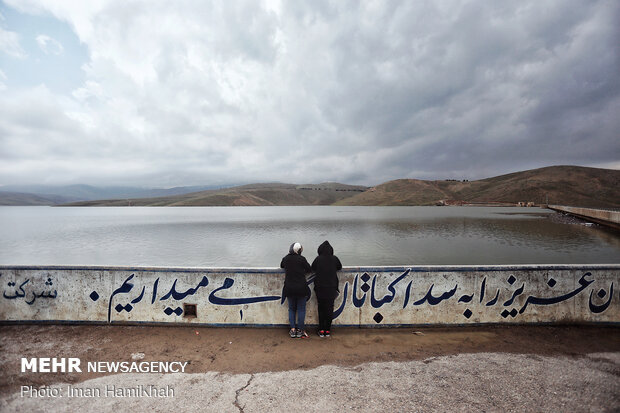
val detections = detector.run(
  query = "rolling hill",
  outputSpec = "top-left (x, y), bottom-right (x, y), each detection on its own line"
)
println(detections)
top-left (62, 183), bottom-right (368, 206)
top-left (5, 165), bottom-right (618, 207)
top-left (335, 166), bottom-right (620, 207)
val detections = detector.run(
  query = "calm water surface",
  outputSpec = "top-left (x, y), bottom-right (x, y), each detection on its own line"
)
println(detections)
top-left (0, 206), bottom-right (619, 266)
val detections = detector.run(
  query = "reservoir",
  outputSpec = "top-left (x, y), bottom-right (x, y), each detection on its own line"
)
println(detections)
top-left (0, 206), bottom-right (619, 267)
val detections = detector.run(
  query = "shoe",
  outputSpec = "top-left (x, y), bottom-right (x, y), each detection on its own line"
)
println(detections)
top-left (289, 328), bottom-right (297, 338)
top-left (318, 330), bottom-right (325, 338)
top-left (325, 330), bottom-right (331, 337)
top-left (295, 329), bottom-right (302, 338)
top-left (299, 330), bottom-right (309, 339)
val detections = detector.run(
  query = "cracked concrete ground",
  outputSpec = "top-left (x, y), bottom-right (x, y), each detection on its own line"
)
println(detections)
top-left (1, 325), bottom-right (619, 412)
top-left (1, 353), bottom-right (618, 412)
top-left (233, 374), bottom-right (254, 412)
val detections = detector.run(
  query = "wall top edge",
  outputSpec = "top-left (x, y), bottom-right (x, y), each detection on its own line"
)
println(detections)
top-left (0, 264), bottom-right (619, 273)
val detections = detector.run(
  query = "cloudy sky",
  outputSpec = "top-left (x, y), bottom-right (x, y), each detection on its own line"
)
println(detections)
top-left (0, 0), bottom-right (618, 188)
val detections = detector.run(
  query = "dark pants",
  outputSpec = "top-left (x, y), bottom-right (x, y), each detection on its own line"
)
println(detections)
top-left (317, 297), bottom-right (335, 331)
top-left (287, 295), bottom-right (307, 330)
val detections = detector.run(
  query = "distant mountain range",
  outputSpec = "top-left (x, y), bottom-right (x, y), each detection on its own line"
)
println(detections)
top-left (1, 166), bottom-right (619, 207)
top-left (0, 191), bottom-right (77, 206)
top-left (0, 184), bottom-right (233, 206)
top-left (61, 182), bottom-right (369, 206)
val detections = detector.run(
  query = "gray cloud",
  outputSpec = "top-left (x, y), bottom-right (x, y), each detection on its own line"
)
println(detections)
top-left (1, 0), bottom-right (618, 187)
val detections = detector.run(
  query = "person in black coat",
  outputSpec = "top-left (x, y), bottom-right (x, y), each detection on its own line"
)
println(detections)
top-left (311, 240), bottom-right (342, 337)
top-left (280, 242), bottom-right (312, 338)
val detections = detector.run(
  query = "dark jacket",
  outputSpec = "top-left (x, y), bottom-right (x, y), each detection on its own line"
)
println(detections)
top-left (280, 244), bottom-right (312, 297)
top-left (311, 241), bottom-right (342, 301)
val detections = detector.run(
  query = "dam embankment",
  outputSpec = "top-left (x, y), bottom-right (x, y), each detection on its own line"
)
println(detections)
top-left (1, 265), bottom-right (618, 326)
top-left (548, 205), bottom-right (620, 230)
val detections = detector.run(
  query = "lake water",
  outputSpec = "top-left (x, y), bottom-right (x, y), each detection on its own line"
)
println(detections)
top-left (0, 206), bottom-right (619, 267)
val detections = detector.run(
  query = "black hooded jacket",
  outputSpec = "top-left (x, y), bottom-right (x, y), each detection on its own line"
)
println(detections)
top-left (280, 243), bottom-right (312, 297)
top-left (311, 241), bottom-right (342, 301)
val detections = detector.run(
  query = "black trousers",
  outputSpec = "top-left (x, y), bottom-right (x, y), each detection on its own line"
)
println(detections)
top-left (317, 297), bottom-right (335, 331)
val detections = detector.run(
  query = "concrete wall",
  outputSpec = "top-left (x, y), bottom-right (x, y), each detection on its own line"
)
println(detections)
top-left (1, 265), bottom-right (618, 326)
top-left (549, 205), bottom-right (620, 229)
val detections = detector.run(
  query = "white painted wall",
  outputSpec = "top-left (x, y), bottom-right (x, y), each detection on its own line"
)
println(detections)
top-left (1, 265), bottom-right (618, 326)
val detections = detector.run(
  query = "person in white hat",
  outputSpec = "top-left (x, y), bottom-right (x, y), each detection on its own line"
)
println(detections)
top-left (280, 242), bottom-right (312, 338)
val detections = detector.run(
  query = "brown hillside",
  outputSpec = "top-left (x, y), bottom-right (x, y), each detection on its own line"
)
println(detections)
top-left (63, 166), bottom-right (620, 207)
top-left (64, 183), bottom-right (368, 206)
top-left (336, 165), bottom-right (620, 207)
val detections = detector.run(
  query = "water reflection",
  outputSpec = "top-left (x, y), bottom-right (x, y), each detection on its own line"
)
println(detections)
top-left (0, 206), bottom-right (618, 266)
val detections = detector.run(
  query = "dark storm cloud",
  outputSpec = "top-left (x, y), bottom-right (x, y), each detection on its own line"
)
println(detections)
top-left (296, 0), bottom-right (620, 181)
top-left (1, 0), bottom-right (618, 186)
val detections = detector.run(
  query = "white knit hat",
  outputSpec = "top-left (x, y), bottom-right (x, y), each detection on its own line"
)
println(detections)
top-left (292, 242), bottom-right (303, 254)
